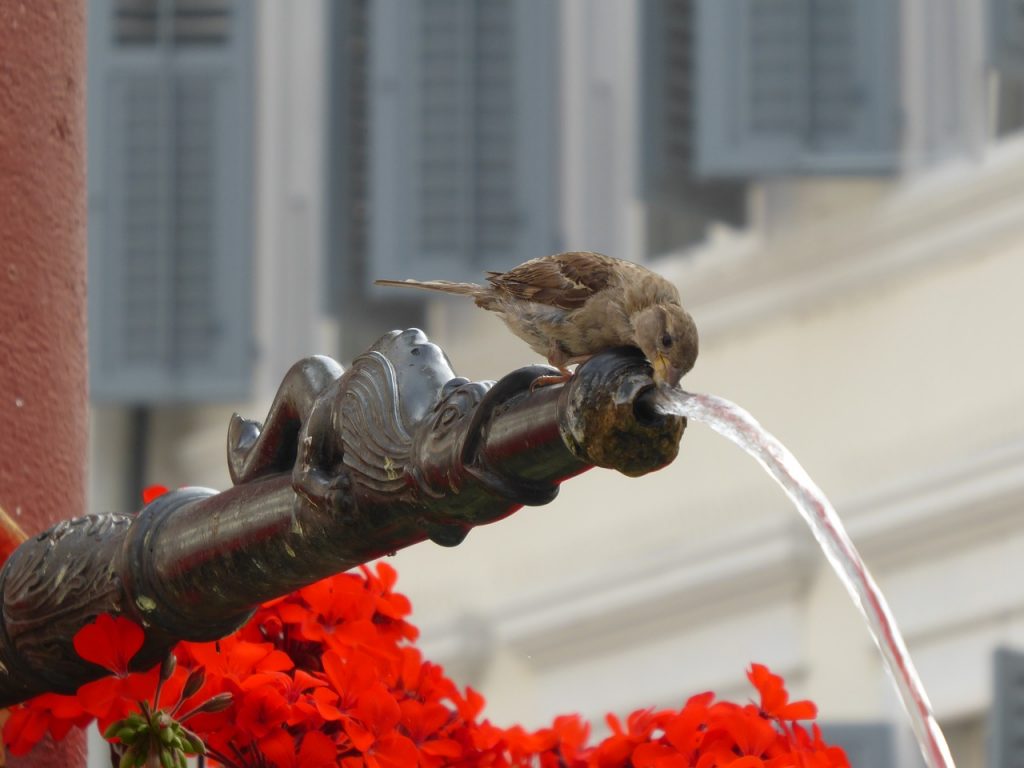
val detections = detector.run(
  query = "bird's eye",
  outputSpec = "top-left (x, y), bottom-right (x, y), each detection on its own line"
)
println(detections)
top-left (661, 333), bottom-right (673, 348)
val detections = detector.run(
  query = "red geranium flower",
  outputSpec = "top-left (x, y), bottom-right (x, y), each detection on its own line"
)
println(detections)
top-left (2, 559), bottom-right (850, 768)
top-left (399, 699), bottom-right (463, 766)
top-left (748, 663), bottom-right (817, 721)
top-left (236, 684), bottom-right (292, 740)
top-left (3, 693), bottom-right (89, 756)
top-left (241, 668), bottom-right (327, 727)
top-left (343, 684), bottom-right (419, 768)
top-left (315, 648), bottom-right (380, 722)
top-left (663, 691), bottom-right (713, 755)
top-left (184, 635), bottom-right (293, 689)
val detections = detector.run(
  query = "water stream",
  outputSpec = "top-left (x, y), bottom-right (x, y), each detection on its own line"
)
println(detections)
top-left (648, 388), bottom-right (954, 768)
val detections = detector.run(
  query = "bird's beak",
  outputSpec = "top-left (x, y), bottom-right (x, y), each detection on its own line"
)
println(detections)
top-left (652, 354), bottom-right (683, 387)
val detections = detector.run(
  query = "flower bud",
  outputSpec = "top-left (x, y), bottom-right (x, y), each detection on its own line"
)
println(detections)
top-left (180, 667), bottom-right (205, 700)
top-left (159, 653), bottom-right (177, 683)
top-left (195, 692), bottom-right (233, 714)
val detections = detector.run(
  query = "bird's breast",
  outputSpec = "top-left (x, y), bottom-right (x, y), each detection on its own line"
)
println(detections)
top-left (494, 301), bottom-right (571, 356)
top-left (495, 297), bottom-right (632, 358)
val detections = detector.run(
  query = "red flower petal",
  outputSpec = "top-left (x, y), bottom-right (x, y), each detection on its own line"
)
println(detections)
top-left (35, 692), bottom-right (88, 721)
top-left (298, 731), bottom-right (340, 765)
top-left (632, 741), bottom-right (688, 768)
top-left (367, 732), bottom-right (419, 768)
top-left (777, 699), bottom-right (818, 720)
top-left (256, 729), bottom-right (295, 767)
top-left (344, 717), bottom-right (375, 752)
top-left (75, 676), bottom-right (127, 720)
top-left (3, 706), bottom-right (50, 756)
top-left (311, 687), bottom-right (344, 721)
top-left (142, 485), bottom-right (170, 504)
top-left (72, 614), bottom-right (144, 675)
top-left (420, 738), bottom-right (463, 758)
top-left (259, 730), bottom-right (338, 768)
top-left (237, 686), bottom-right (290, 738)
top-left (354, 684), bottom-right (401, 736)
top-left (727, 758), bottom-right (767, 768)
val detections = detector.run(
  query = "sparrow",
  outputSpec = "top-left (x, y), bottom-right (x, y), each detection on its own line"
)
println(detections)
top-left (375, 251), bottom-right (698, 387)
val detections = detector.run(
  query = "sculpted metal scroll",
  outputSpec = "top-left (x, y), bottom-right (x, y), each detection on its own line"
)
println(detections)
top-left (0, 329), bottom-right (684, 706)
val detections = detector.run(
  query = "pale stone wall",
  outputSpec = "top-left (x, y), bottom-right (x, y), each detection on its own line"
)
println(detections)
top-left (84, 5), bottom-right (1024, 766)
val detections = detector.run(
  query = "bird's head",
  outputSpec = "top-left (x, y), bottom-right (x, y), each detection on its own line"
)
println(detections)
top-left (632, 304), bottom-right (699, 387)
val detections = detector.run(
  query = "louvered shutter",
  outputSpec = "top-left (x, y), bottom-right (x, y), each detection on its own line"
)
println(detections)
top-left (369, 0), bottom-right (558, 285)
top-left (992, 647), bottom-right (1024, 768)
top-left (88, 0), bottom-right (252, 403)
top-left (991, 0), bottom-right (1024, 76)
top-left (695, 0), bottom-right (901, 177)
top-left (641, 0), bottom-right (745, 252)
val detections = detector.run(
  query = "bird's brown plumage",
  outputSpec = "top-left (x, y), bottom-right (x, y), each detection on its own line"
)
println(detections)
top-left (375, 251), bottom-right (698, 386)
top-left (483, 251), bottom-right (616, 310)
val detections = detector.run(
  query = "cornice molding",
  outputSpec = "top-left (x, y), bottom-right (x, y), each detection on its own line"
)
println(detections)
top-left (660, 135), bottom-right (1024, 341)
top-left (497, 528), bottom-right (815, 666)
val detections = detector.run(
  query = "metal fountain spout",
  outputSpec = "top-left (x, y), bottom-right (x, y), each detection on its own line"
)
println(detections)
top-left (0, 329), bottom-right (685, 707)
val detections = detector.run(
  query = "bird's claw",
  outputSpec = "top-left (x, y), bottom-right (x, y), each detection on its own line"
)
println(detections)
top-left (529, 370), bottom-right (573, 392)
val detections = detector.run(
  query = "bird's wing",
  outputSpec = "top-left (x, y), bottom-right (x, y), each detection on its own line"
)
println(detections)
top-left (485, 252), bottom-right (618, 311)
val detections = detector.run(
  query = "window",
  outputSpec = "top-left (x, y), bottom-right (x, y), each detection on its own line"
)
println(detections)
top-left (640, 0), bottom-right (746, 255)
top-left (367, 0), bottom-right (559, 284)
top-left (991, 647), bottom-right (1024, 768)
top-left (991, 0), bottom-right (1024, 136)
top-left (88, 0), bottom-right (253, 402)
top-left (694, 0), bottom-right (901, 177)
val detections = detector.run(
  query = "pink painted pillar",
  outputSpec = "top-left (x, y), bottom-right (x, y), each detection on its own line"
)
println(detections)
top-left (0, 1), bottom-right (89, 765)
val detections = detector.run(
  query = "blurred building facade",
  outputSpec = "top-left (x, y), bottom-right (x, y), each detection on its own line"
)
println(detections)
top-left (86, 1), bottom-right (1024, 766)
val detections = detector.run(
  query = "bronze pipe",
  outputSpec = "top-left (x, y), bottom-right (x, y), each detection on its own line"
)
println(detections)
top-left (0, 333), bottom-right (684, 706)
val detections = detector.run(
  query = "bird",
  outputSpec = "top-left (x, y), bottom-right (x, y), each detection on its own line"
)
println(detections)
top-left (374, 251), bottom-right (698, 388)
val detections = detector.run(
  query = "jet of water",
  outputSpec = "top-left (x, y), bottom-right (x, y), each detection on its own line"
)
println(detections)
top-left (648, 388), bottom-right (955, 768)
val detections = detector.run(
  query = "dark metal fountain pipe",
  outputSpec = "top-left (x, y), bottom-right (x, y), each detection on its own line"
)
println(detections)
top-left (0, 334), bottom-right (684, 706)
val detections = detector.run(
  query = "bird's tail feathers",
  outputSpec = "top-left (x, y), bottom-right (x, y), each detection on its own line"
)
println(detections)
top-left (374, 279), bottom-right (483, 297)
